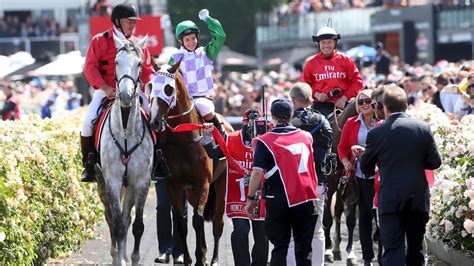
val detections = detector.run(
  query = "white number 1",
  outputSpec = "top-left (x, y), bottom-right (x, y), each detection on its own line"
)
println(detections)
top-left (236, 177), bottom-right (246, 201)
top-left (284, 143), bottom-right (310, 173)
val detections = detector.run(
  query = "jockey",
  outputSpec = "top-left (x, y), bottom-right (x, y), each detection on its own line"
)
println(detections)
top-left (169, 8), bottom-right (226, 136)
top-left (201, 109), bottom-right (270, 266)
top-left (81, 2), bottom-right (155, 182)
top-left (302, 25), bottom-right (363, 117)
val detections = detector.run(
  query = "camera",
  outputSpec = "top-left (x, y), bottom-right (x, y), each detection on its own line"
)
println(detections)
top-left (327, 88), bottom-right (341, 98)
top-left (244, 174), bottom-right (251, 188)
top-left (254, 118), bottom-right (268, 136)
top-left (321, 153), bottom-right (338, 176)
top-left (247, 115), bottom-right (268, 138)
top-left (253, 190), bottom-right (262, 216)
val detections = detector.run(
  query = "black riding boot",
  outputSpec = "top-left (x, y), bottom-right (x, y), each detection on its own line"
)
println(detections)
top-left (209, 115), bottom-right (225, 137)
top-left (80, 135), bottom-right (96, 182)
top-left (152, 142), bottom-right (172, 181)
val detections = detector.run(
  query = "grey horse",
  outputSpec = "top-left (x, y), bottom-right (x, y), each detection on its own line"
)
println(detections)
top-left (95, 34), bottom-right (154, 266)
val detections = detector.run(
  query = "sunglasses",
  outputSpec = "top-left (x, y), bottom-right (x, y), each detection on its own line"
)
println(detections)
top-left (371, 101), bottom-right (384, 110)
top-left (357, 98), bottom-right (373, 105)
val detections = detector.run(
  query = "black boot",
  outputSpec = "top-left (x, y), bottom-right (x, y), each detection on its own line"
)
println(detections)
top-left (80, 135), bottom-right (96, 182)
top-left (152, 143), bottom-right (172, 181)
top-left (210, 115), bottom-right (225, 137)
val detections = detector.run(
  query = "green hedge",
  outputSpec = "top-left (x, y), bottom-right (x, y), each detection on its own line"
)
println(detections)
top-left (0, 111), bottom-right (103, 264)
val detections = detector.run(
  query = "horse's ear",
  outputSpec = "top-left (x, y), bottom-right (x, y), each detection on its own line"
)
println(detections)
top-left (168, 59), bottom-right (182, 74)
top-left (136, 35), bottom-right (148, 49)
top-left (113, 34), bottom-right (125, 49)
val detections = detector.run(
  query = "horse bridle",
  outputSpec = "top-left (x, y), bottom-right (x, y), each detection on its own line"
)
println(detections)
top-left (115, 45), bottom-right (142, 98)
top-left (151, 71), bottom-right (196, 130)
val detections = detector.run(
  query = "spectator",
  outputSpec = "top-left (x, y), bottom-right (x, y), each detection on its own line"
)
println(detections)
top-left (40, 95), bottom-right (56, 119)
top-left (1, 84), bottom-right (20, 121)
top-left (375, 42), bottom-right (391, 77)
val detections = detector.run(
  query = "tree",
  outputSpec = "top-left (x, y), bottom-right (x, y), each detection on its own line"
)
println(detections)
top-left (168, 0), bottom-right (284, 55)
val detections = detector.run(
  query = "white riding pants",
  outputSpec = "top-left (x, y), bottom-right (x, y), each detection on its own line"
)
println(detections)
top-left (81, 89), bottom-right (149, 137)
top-left (192, 97), bottom-right (215, 117)
top-left (286, 184), bottom-right (326, 266)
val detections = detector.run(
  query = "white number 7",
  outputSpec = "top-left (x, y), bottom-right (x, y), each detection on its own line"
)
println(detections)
top-left (284, 143), bottom-right (310, 173)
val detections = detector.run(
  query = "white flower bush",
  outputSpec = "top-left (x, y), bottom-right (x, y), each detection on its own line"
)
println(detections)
top-left (0, 110), bottom-right (103, 264)
top-left (409, 104), bottom-right (474, 252)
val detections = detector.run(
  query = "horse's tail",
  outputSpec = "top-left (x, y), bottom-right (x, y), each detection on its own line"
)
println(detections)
top-left (203, 183), bottom-right (216, 221)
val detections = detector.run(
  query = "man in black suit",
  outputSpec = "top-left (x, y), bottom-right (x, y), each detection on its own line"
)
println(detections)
top-left (360, 86), bottom-right (442, 266)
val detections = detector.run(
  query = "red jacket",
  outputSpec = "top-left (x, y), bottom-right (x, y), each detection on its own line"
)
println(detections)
top-left (83, 27), bottom-right (155, 90)
top-left (1, 95), bottom-right (20, 120)
top-left (337, 115), bottom-right (361, 163)
top-left (302, 51), bottom-right (363, 103)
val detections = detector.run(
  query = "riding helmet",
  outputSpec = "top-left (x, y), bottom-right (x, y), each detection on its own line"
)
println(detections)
top-left (312, 26), bottom-right (341, 42)
top-left (111, 2), bottom-right (141, 26)
top-left (175, 20), bottom-right (200, 42)
top-left (270, 99), bottom-right (292, 119)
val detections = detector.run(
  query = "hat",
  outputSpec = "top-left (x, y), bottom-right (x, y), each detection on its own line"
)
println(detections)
top-left (270, 99), bottom-right (292, 119)
top-left (375, 42), bottom-right (384, 49)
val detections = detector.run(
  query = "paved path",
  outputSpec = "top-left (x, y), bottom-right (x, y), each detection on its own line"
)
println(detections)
top-left (47, 186), bottom-right (446, 265)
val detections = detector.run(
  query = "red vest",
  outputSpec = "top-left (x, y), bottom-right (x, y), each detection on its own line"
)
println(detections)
top-left (256, 129), bottom-right (318, 207)
top-left (226, 131), bottom-right (266, 220)
top-left (2, 96), bottom-right (20, 120)
top-left (98, 29), bottom-right (118, 88)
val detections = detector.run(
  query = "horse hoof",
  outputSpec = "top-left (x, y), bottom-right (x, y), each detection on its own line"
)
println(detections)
top-left (333, 250), bottom-right (342, 261)
top-left (324, 250), bottom-right (334, 263)
top-left (346, 251), bottom-right (358, 265)
top-left (173, 254), bottom-right (185, 264)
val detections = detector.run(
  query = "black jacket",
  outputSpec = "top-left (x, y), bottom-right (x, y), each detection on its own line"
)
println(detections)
top-left (375, 53), bottom-right (390, 76)
top-left (360, 113), bottom-right (441, 214)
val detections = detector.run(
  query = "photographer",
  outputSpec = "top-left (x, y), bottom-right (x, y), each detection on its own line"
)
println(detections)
top-left (287, 82), bottom-right (333, 266)
top-left (202, 109), bottom-right (269, 266)
top-left (246, 99), bottom-right (318, 266)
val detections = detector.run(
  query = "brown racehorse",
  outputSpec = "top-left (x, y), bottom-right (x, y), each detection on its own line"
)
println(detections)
top-left (148, 61), bottom-right (233, 266)
top-left (323, 100), bottom-right (360, 264)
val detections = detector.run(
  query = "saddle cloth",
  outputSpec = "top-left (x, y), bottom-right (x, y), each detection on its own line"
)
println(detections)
top-left (94, 105), bottom-right (157, 152)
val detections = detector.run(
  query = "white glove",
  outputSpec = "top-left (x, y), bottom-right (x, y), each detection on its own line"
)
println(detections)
top-left (198, 9), bottom-right (210, 21)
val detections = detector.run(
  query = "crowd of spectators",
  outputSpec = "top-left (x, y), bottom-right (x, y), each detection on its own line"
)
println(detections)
top-left (1, 56), bottom-right (473, 122)
top-left (263, 0), bottom-right (472, 27)
top-left (210, 57), bottom-right (474, 122)
top-left (0, 77), bottom-right (82, 119)
top-left (0, 15), bottom-right (63, 38)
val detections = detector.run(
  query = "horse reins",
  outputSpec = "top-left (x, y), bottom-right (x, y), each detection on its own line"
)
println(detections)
top-left (108, 113), bottom-right (147, 187)
top-left (110, 45), bottom-right (146, 187)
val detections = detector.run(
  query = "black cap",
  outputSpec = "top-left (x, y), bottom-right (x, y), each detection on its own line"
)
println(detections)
top-left (111, 2), bottom-right (140, 25)
top-left (375, 42), bottom-right (384, 49)
top-left (270, 99), bottom-right (292, 119)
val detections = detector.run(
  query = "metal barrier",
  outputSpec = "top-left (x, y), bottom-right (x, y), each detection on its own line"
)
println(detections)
top-left (0, 34), bottom-right (79, 58)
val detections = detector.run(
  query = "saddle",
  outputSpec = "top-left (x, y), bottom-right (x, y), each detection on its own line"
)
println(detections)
top-left (93, 97), bottom-right (156, 153)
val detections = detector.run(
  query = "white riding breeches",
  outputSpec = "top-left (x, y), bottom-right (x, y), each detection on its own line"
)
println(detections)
top-left (193, 97), bottom-right (215, 117)
top-left (81, 89), bottom-right (150, 137)
top-left (286, 184), bottom-right (326, 266)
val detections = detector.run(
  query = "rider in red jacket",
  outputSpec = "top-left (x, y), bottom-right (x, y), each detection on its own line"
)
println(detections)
top-left (302, 26), bottom-right (363, 116)
top-left (80, 2), bottom-right (155, 182)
